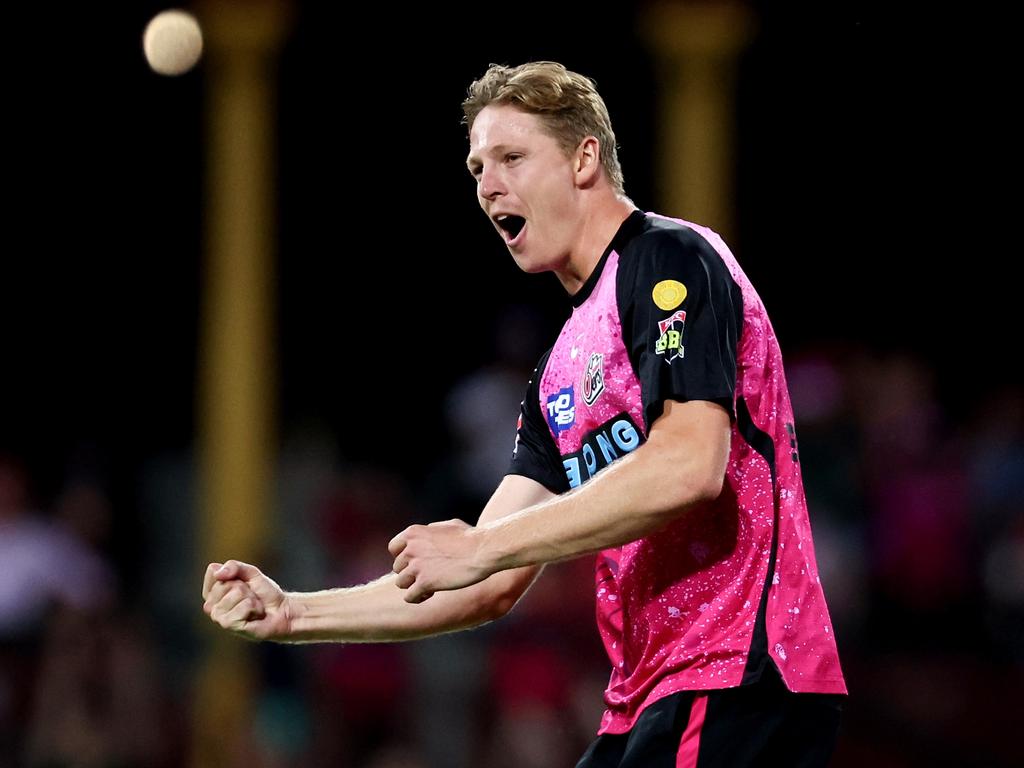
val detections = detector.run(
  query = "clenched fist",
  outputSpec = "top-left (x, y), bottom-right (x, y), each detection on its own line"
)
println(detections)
top-left (202, 560), bottom-right (293, 641)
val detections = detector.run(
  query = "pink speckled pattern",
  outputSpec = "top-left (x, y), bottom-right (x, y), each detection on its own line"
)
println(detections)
top-left (538, 214), bottom-right (846, 736)
top-left (540, 251), bottom-right (642, 455)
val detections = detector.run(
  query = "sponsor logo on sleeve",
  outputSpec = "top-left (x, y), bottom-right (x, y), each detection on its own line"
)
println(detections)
top-left (545, 386), bottom-right (576, 435)
top-left (654, 310), bottom-right (687, 363)
top-left (581, 352), bottom-right (605, 406)
top-left (512, 413), bottom-right (523, 457)
top-left (652, 280), bottom-right (688, 310)
top-left (562, 413), bottom-right (644, 488)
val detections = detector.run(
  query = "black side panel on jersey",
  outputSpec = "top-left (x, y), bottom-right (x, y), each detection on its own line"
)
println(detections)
top-left (506, 348), bottom-right (571, 494)
top-left (616, 219), bottom-right (743, 433)
top-left (737, 394), bottom-right (780, 685)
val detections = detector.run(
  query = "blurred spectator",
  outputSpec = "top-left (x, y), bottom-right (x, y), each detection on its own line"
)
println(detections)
top-left (229, 669), bottom-right (313, 768)
top-left (0, 456), bottom-right (115, 767)
top-left (307, 467), bottom-right (417, 767)
top-left (786, 351), bottom-right (869, 644)
top-left (404, 306), bottom-right (548, 768)
top-left (24, 608), bottom-right (169, 768)
top-left (423, 304), bottom-right (547, 522)
top-left (483, 557), bottom-right (606, 765)
top-left (0, 458), bottom-right (114, 638)
top-left (363, 744), bottom-right (428, 768)
top-left (855, 354), bottom-right (973, 651)
top-left (486, 702), bottom-right (576, 768)
top-left (965, 388), bottom-right (1024, 664)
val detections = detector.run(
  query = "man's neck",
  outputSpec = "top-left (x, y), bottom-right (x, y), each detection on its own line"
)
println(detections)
top-left (554, 195), bottom-right (637, 296)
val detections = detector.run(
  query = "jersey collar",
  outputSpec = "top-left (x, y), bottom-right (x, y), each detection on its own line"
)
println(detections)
top-left (570, 209), bottom-right (647, 308)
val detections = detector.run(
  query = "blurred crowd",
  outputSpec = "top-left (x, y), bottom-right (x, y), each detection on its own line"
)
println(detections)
top-left (1, 311), bottom-right (1021, 768)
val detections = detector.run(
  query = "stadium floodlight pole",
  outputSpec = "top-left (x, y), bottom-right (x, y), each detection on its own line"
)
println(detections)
top-left (192, 3), bottom-right (291, 768)
top-left (641, 0), bottom-right (755, 242)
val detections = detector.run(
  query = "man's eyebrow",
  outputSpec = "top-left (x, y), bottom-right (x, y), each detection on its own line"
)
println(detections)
top-left (466, 144), bottom-right (516, 169)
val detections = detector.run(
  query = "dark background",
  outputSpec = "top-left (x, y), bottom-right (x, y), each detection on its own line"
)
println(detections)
top-left (5, 3), bottom-right (1011, 491)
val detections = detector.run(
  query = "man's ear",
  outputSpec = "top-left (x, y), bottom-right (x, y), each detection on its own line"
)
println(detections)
top-left (574, 136), bottom-right (602, 187)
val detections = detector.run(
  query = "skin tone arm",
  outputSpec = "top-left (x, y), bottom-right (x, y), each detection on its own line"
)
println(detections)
top-left (202, 474), bottom-right (555, 642)
top-left (389, 398), bottom-right (731, 603)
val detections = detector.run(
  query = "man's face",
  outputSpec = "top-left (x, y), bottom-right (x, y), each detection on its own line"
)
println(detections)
top-left (467, 105), bottom-right (580, 273)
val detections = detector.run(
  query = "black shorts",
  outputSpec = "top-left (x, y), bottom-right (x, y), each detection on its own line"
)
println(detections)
top-left (575, 664), bottom-right (844, 768)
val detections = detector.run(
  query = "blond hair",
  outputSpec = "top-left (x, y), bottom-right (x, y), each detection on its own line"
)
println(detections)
top-left (462, 61), bottom-right (625, 194)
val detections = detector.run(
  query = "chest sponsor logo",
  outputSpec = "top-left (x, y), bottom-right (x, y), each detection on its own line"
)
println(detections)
top-left (581, 352), bottom-right (605, 406)
top-left (545, 386), bottom-right (576, 435)
top-left (655, 309), bottom-right (686, 363)
top-left (652, 279), bottom-right (688, 310)
top-left (562, 413), bottom-right (644, 488)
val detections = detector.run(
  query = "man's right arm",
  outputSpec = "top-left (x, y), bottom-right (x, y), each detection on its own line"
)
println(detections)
top-left (202, 474), bottom-right (555, 643)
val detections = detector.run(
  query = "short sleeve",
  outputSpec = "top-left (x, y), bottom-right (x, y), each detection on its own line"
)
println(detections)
top-left (506, 349), bottom-right (570, 494)
top-left (617, 226), bottom-right (743, 432)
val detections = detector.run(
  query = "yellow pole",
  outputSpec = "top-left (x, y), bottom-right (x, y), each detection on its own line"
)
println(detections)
top-left (641, 1), bottom-right (755, 242)
top-left (192, 2), bottom-right (289, 766)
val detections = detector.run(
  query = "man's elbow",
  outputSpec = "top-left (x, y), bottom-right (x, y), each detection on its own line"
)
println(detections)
top-left (664, 457), bottom-right (726, 513)
top-left (472, 590), bottom-right (520, 624)
top-left (477, 568), bottom-right (538, 621)
top-left (488, 593), bottom-right (519, 621)
top-left (694, 468), bottom-right (725, 504)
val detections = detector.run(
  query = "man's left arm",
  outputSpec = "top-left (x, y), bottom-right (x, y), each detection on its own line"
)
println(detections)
top-left (389, 397), bottom-right (730, 603)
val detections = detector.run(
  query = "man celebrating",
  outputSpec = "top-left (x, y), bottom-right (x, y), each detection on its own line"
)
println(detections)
top-left (204, 61), bottom-right (846, 766)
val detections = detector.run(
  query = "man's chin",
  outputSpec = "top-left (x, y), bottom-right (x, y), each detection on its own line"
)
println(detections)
top-left (509, 250), bottom-right (553, 274)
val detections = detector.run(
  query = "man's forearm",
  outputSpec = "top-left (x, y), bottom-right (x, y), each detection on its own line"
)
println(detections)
top-left (476, 408), bottom-right (729, 572)
top-left (284, 568), bottom-right (536, 643)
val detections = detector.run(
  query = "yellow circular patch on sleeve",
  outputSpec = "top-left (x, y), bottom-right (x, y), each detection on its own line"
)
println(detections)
top-left (652, 280), bottom-right (688, 310)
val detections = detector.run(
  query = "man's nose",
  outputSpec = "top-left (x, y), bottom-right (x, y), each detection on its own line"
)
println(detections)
top-left (478, 165), bottom-right (505, 201)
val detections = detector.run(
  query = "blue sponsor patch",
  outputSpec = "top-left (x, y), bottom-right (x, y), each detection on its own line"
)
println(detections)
top-left (545, 386), bottom-right (576, 435)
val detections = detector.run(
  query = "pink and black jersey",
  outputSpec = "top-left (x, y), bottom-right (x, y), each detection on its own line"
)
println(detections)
top-left (508, 210), bottom-right (847, 735)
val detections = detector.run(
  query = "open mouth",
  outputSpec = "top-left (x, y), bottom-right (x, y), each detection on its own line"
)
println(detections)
top-left (495, 214), bottom-right (526, 243)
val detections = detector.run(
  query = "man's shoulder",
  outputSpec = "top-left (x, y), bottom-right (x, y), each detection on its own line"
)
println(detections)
top-left (630, 212), bottom-right (706, 247)
top-left (619, 213), bottom-right (724, 265)
top-left (616, 213), bottom-right (733, 289)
